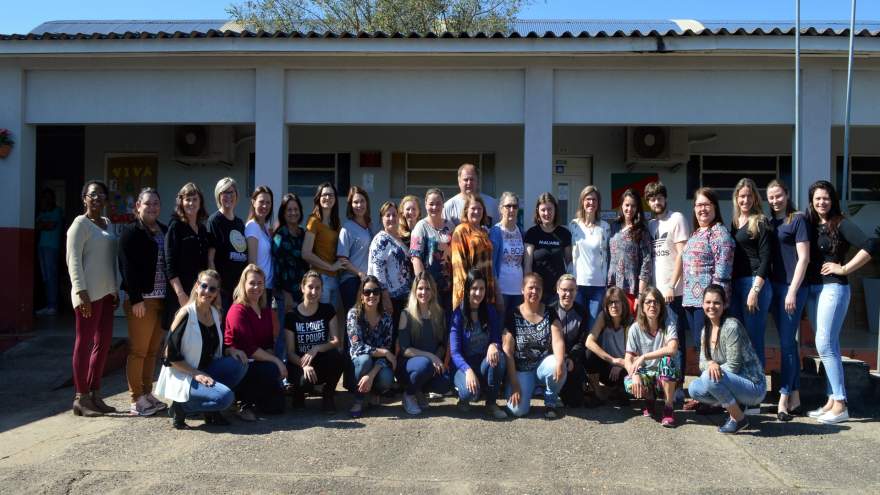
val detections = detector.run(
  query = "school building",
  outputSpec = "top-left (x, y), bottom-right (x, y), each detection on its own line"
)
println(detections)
top-left (1, 19), bottom-right (879, 342)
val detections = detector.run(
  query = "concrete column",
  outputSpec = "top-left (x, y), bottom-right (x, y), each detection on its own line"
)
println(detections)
top-left (798, 68), bottom-right (833, 208)
top-left (0, 67), bottom-right (36, 332)
top-left (254, 67), bottom-right (288, 200)
top-left (523, 67), bottom-right (554, 228)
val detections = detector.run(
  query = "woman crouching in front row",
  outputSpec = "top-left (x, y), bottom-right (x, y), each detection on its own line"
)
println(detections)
top-left (689, 284), bottom-right (766, 434)
top-left (155, 270), bottom-right (249, 429)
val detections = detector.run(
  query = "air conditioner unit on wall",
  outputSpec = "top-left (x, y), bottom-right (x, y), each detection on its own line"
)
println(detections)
top-left (625, 126), bottom-right (689, 166)
top-left (173, 125), bottom-right (235, 167)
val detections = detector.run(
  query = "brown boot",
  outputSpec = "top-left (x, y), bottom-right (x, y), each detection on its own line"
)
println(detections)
top-left (90, 391), bottom-right (118, 413)
top-left (72, 393), bottom-right (103, 417)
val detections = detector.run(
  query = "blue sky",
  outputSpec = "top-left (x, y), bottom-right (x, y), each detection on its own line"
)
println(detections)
top-left (3, 0), bottom-right (880, 34)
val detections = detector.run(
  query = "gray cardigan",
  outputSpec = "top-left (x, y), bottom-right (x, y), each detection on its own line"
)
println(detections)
top-left (698, 317), bottom-right (765, 385)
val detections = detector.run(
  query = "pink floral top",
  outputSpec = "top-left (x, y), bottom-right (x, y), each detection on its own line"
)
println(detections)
top-left (682, 223), bottom-right (735, 307)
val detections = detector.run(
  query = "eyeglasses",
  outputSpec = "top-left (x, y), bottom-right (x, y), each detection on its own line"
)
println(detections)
top-left (220, 190), bottom-right (236, 197)
top-left (643, 299), bottom-right (659, 306)
top-left (363, 288), bottom-right (381, 297)
top-left (320, 192), bottom-right (335, 198)
top-left (607, 300), bottom-right (622, 307)
top-left (694, 202), bottom-right (713, 210)
top-left (86, 192), bottom-right (107, 200)
top-left (199, 282), bottom-right (219, 293)
top-left (502, 204), bottom-right (518, 209)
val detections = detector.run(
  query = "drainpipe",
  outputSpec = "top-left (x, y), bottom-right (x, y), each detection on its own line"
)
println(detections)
top-left (842, 0), bottom-right (857, 213)
top-left (794, 0), bottom-right (801, 209)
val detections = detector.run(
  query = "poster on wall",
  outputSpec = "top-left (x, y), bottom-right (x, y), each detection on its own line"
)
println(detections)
top-left (106, 154), bottom-right (158, 225)
top-left (610, 172), bottom-right (659, 209)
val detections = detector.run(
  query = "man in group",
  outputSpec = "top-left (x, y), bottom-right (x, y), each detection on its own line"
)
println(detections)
top-left (645, 181), bottom-right (690, 401)
top-left (443, 163), bottom-right (499, 226)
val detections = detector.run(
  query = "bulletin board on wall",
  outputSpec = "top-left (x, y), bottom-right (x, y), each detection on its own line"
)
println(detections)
top-left (105, 153), bottom-right (158, 225)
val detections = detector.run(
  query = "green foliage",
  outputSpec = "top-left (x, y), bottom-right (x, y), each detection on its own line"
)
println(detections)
top-left (227, 0), bottom-right (531, 34)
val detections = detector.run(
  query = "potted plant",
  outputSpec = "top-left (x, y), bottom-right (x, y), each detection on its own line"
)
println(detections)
top-left (0, 129), bottom-right (13, 159)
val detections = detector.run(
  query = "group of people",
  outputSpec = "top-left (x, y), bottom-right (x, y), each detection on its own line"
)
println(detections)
top-left (64, 162), bottom-right (875, 433)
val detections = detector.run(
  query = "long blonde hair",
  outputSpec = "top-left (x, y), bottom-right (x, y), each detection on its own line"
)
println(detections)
top-left (232, 264), bottom-right (267, 309)
top-left (171, 269), bottom-right (222, 331)
top-left (398, 195), bottom-right (421, 238)
top-left (731, 178), bottom-right (766, 239)
top-left (404, 271), bottom-right (446, 345)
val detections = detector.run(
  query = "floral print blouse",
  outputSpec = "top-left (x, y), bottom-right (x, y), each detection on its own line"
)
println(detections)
top-left (682, 223), bottom-right (735, 307)
top-left (347, 307), bottom-right (394, 358)
top-left (367, 230), bottom-right (413, 300)
top-left (272, 224), bottom-right (308, 297)
top-left (607, 223), bottom-right (653, 297)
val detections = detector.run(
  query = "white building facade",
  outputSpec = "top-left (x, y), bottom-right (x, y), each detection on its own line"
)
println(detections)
top-left (1, 19), bottom-right (879, 333)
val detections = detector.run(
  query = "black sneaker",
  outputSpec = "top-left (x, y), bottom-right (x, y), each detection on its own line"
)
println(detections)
top-left (544, 406), bottom-right (562, 420)
top-left (321, 393), bottom-right (337, 414)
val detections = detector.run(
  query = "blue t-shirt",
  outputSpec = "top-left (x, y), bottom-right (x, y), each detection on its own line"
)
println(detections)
top-left (36, 207), bottom-right (63, 249)
top-left (769, 214), bottom-right (809, 285)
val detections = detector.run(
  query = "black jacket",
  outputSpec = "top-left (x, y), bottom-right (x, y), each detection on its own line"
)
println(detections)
top-left (119, 219), bottom-right (168, 304)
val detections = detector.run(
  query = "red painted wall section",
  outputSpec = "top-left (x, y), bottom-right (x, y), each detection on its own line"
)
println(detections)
top-left (0, 227), bottom-right (34, 334)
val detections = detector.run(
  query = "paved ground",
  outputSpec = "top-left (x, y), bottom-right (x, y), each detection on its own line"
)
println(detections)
top-left (2, 327), bottom-right (879, 494)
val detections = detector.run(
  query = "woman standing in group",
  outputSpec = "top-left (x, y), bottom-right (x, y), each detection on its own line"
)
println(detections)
top-left (284, 271), bottom-right (344, 413)
top-left (804, 180), bottom-right (874, 424)
top-left (729, 178), bottom-right (772, 367)
top-left (368, 201), bottom-right (413, 329)
top-left (584, 287), bottom-right (633, 404)
top-left (682, 187), bottom-right (735, 348)
top-left (489, 191), bottom-right (524, 313)
top-left (449, 269), bottom-right (507, 418)
top-left (689, 284), bottom-right (766, 434)
top-left (245, 186), bottom-right (275, 302)
top-left (347, 276), bottom-right (397, 418)
top-left (156, 270), bottom-right (249, 429)
top-left (524, 193), bottom-right (572, 305)
top-left (398, 194), bottom-right (422, 248)
top-left (624, 287), bottom-right (680, 427)
top-left (338, 186), bottom-right (375, 312)
top-left (503, 273), bottom-right (567, 419)
top-left (207, 177), bottom-right (248, 312)
top-left (410, 188), bottom-right (456, 313)
top-left (66, 180), bottom-right (119, 417)
top-left (397, 271), bottom-right (450, 415)
top-left (272, 193), bottom-right (309, 358)
top-left (570, 185), bottom-right (610, 329)
top-left (765, 180), bottom-right (810, 421)
top-left (224, 264), bottom-right (287, 420)
top-left (164, 183), bottom-right (209, 331)
top-left (607, 189), bottom-right (652, 312)
top-left (119, 187), bottom-right (169, 417)
top-left (451, 194), bottom-right (496, 311)
top-left (303, 182), bottom-right (343, 305)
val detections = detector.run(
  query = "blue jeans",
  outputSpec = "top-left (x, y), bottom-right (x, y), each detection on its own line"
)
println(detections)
top-left (351, 354), bottom-right (394, 400)
top-left (402, 356), bottom-right (451, 395)
top-left (454, 355), bottom-right (506, 404)
top-left (339, 276), bottom-right (361, 313)
top-left (181, 356), bottom-right (248, 414)
top-left (320, 274), bottom-right (340, 306)
top-left (688, 369), bottom-right (766, 408)
top-left (38, 246), bottom-right (59, 310)
top-left (806, 283), bottom-right (851, 401)
top-left (667, 296), bottom-right (687, 376)
top-left (730, 277), bottom-right (773, 368)
top-left (576, 285), bottom-right (605, 331)
top-left (684, 306), bottom-right (705, 350)
top-left (505, 355), bottom-right (567, 417)
top-left (770, 282), bottom-right (807, 395)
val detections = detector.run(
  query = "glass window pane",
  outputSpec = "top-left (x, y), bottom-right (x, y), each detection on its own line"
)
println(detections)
top-left (407, 170), bottom-right (458, 187)
top-left (408, 153), bottom-right (480, 170)
top-left (702, 155), bottom-right (777, 172)
top-left (290, 153), bottom-right (335, 169)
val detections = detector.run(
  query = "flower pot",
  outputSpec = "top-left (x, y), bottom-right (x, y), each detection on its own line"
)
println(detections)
top-left (0, 144), bottom-right (11, 159)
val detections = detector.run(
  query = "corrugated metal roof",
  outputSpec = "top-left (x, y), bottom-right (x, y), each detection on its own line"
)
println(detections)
top-left (4, 18), bottom-right (880, 40)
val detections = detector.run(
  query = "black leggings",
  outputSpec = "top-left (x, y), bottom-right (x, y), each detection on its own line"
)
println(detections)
top-left (286, 350), bottom-right (344, 397)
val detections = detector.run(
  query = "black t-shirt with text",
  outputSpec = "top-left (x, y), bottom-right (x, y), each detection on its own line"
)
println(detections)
top-left (285, 303), bottom-right (336, 356)
top-left (206, 211), bottom-right (248, 295)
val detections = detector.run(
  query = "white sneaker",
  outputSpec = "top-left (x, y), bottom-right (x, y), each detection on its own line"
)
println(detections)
top-left (807, 407), bottom-right (828, 418)
top-left (403, 393), bottom-right (422, 415)
top-left (129, 395), bottom-right (159, 416)
top-left (817, 409), bottom-right (849, 424)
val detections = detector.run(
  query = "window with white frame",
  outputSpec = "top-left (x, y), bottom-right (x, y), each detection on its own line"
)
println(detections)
top-left (287, 153), bottom-right (350, 201)
top-left (390, 152), bottom-right (495, 199)
top-left (836, 156), bottom-right (880, 202)
top-left (687, 154), bottom-right (792, 199)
